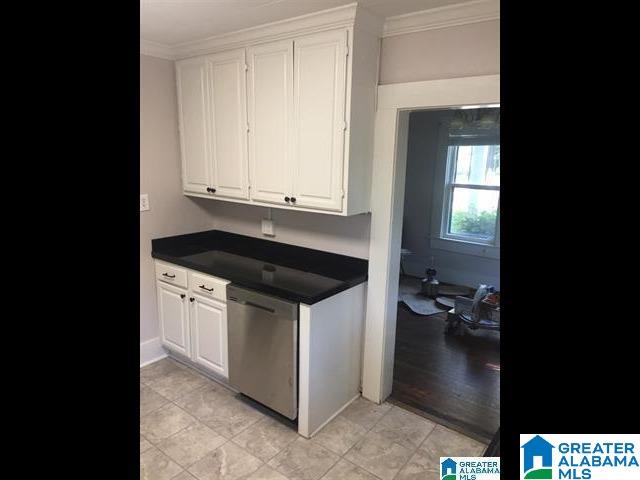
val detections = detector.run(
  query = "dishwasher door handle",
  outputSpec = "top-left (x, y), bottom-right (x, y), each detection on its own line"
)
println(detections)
top-left (228, 296), bottom-right (276, 314)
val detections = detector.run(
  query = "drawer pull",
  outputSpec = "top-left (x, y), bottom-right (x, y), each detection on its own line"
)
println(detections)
top-left (180, 294), bottom-right (185, 299)
top-left (199, 285), bottom-right (214, 292)
top-left (162, 273), bottom-right (176, 278)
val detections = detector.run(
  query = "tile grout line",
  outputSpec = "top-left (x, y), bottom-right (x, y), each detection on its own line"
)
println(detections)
top-left (313, 401), bottom-right (397, 480)
top-left (379, 404), bottom-right (433, 480)
top-left (160, 388), bottom-right (267, 473)
top-left (143, 362), bottom-right (483, 480)
top-left (398, 410), bottom-right (459, 479)
top-left (329, 402), bottom-right (438, 480)
top-left (140, 361), bottom-right (266, 479)
top-left (140, 385), bottom-right (172, 418)
top-left (389, 421), bottom-right (438, 480)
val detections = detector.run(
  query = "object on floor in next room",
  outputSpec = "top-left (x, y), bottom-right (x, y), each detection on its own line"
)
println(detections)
top-left (420, 267), bottom-right (440, 298)
top-left (447, 284), bottom-right (501, 334)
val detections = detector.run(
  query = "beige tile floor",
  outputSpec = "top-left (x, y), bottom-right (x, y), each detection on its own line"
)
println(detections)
top-left (140, 358), bottom-right (487, 480)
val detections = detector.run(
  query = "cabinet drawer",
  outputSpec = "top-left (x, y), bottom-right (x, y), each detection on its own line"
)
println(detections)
top-left (155, 261), bottom-right (188, 288)
top-left (189, 271), bottom-right (229, 302)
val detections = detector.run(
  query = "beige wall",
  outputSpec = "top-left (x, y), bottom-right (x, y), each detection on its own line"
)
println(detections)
top-left (379, 19), bottom-right (500, 84)
top-left (209, 202), bottom-right (371, 259)
top-left (140, 54), bottom-right (216, 343)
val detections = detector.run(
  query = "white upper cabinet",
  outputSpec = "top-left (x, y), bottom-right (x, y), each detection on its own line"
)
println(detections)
top-left (206, 49), bottom-right (249, 200)
top-left (176, 50), bottom-right (249, 199)
top-left (175, 4), bottom-right (382, 215)
top-left (292, 30), bottom-right (347, 212)
top-left (247, 41), bottom-right (294, 206)
top-left (176, 58), bottom-right (210, 195)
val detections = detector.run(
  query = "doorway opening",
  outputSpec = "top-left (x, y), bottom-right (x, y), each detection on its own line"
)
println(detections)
top-left (390, 106), bottom-right (500, 442)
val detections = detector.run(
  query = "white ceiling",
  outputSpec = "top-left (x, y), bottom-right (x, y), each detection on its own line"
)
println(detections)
top-left (140, 0), bottom-right (467, 46)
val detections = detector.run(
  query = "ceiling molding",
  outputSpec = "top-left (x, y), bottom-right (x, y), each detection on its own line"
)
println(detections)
top-left (140, 0), bottom-right (500, 60)
top-left (382, 0), bottom-right (499, 38)
top-left (172, 2), bottom-right (358, 59)
top-left (140, 39), bottom-right (175, 60)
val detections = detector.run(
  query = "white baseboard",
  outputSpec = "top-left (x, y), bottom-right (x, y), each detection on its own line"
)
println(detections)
top-left (140, 337), bottom-right (167, 368)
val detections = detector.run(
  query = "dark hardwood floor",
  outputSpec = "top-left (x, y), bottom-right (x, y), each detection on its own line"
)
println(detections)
top-left (390, 301), bottom-right (500, 441)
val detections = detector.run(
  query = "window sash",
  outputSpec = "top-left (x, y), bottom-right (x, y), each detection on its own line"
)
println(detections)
top-left (442, 145), bottom-right (500, 246)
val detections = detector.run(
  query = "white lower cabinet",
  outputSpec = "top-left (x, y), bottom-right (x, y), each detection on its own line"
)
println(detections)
top-left (157, 281), bottom-right (191, 357)
top-left (190, 294), bottom-right (228, 377)
top-left (156, 262), bottom-right (229, 378)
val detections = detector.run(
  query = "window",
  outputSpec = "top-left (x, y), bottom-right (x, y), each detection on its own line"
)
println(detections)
top-left (441, 143), bottom-right (500, 245)
top-left (429, 107), bottom-right (500, 258)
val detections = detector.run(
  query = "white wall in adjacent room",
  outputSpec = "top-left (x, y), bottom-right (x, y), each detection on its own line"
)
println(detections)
top-left (402, 110), bottom-right (500, 289)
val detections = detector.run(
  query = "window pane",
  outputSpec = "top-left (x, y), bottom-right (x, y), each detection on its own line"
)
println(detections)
top-left (452, 145), bottom-right (500, 186)
top-left (449, 187), bottom-right (499, 240)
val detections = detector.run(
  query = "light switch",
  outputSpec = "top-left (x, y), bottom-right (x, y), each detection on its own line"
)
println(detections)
top-left (140, 194), bottom-right (150, 211)
top-left (261, 218), bottom-right (275, 236)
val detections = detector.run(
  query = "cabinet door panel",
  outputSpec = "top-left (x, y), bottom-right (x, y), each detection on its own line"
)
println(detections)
top-left (207, 50), bottom-right (249, 200)
top-left (292, 30), bottom-right (347, 212)
top-left (247, 41), bottom-right (294, 205)
top-left (157, 281), bottom-right (190, 356)
top-left (191, 295), bottom-right (227, 377)
top-left (176, 59), bottom-right (211, 195)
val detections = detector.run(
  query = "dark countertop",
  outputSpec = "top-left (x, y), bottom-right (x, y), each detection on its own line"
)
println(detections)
top-left (151, 230), bottom-right (368, 304)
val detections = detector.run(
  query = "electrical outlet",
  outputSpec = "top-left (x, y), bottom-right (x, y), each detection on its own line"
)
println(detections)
top-left (261, 218), bottom-right (275, 236)
top-left (140, 194), bottom-right (150, 212)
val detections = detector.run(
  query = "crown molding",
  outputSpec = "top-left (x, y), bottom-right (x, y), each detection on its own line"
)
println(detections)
top-left (140, 39), bottom-right (175, 60)
top-left (172, 2), bottom-right (358, 59)
top-left (382, 0), bottom-right (499, 38)
top-left (140, 0), bottom-right (497, 60)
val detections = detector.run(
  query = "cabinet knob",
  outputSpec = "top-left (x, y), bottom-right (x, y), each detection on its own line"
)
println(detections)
top-left (206, 187), bottom-right (211, 192)
top-left (284, 196), bottom-right (290, 202)
top-left (211, 187), bottom-right (216, 193)
top-left (189, 297), bottom-right (195, 302)
top-left (180, 294), bottom-right (185, 299)
top-left (290, 197), bottom-right (296, 203)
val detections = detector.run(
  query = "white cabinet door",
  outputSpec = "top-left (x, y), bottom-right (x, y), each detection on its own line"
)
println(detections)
top-left (176, 58), bottom-right (212, 195)
top-left (157, 281), bottom-right (190, 357)
top-left (190, 294), bottom-right (228, 377)
top-left (291, 30), bottom-right (347, 212)
top-left (247, 40), bottom-right (294, 205)
top-left (206, 49), bottom-right (249, 200)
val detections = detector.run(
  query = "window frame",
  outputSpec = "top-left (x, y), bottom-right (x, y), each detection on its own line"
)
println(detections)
top-left (429, 122), bottom-right (500, 259)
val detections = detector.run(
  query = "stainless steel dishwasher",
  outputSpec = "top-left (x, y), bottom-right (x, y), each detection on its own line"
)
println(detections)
top-left (227, 285), bottom-right (299, 420)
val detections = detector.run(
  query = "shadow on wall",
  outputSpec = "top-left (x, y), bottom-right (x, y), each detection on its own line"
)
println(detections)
top-left (203, 200), bottom-right (371, 260)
